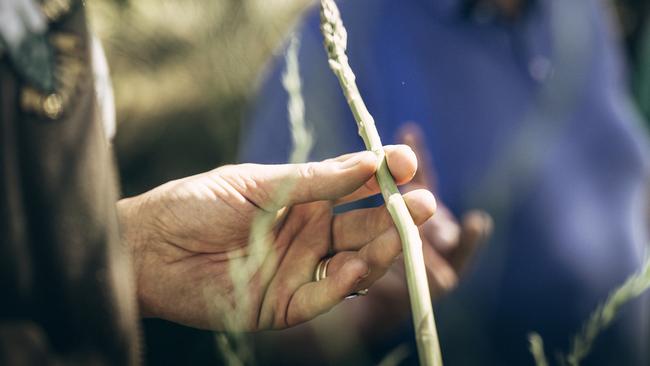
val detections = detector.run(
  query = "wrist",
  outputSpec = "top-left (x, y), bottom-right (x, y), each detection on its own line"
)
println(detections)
top-left (116, 195), bottom-right (155, 317)
top-left (117, 196), bottom-right (145, 256)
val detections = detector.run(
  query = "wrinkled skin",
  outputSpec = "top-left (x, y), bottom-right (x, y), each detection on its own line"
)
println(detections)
top-left (117, 145), bottom-right (438, 331)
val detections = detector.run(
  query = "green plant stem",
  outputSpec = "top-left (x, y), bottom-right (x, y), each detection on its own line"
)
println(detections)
top-left (565, 257), bottom-right (650, 366)
top-left (319, 1), bottom-right (442, 365)
top-left (216, 33), bottom-right (313, 365)
top-left (528, 257), bottom-right (650, 366)
top-left (282, 34), bottom-right (313, 164)
top-left (528, 332), bottom-right (549, 366)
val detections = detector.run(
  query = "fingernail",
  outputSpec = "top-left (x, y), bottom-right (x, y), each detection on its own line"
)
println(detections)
top-left (340, 150), bottom-right (376, 169)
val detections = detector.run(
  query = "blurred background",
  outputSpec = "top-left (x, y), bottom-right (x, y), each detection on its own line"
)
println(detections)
top-left (87, 0), bottom-right (650, 365)
top-left (87, 0), bottom-right (650, 195)
top-left (88, 0), bottom-right (312, 196)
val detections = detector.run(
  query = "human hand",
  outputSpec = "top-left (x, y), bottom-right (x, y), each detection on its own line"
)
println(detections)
top-left (116, 145), bottom-right (436, 331)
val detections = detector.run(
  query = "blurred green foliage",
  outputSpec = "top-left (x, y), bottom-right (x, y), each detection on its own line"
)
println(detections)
top-left (615, 0), bottom-right (650, 125)
top-left (88, 0), bottom-right (311, 195)
top-left (634, 25), bottom-right (650, 124)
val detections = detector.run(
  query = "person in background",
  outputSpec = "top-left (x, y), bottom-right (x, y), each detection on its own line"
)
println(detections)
top-left (241, 0), bottom-right (650, 364)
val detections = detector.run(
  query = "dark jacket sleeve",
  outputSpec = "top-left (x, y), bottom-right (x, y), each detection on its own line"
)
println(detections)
top-left (0, 2), bottom-right (140, 365)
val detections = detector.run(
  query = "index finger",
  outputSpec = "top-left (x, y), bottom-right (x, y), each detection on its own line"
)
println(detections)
top-left (220, 150), bottom-right (379, 211)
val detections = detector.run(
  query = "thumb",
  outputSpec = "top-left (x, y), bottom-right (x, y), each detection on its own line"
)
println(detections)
top-left (224, 151), bottom-right (379, 211)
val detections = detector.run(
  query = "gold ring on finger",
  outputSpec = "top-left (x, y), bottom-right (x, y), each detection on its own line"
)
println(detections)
top-left (314, 257), bottom-right (333, 282)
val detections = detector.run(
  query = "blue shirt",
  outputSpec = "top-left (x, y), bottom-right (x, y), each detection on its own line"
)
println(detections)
top-left (241, 0), bottom-right (650, 364)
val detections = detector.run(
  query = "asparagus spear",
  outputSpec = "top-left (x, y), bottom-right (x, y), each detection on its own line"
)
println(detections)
top-left (319, 1), bottom-right (443, 365)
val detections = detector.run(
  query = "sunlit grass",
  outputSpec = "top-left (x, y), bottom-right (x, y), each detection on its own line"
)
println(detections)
top-left (214, 32), bottom-right (313, 366)
top-left (529, 257), bottom-right (650, 366)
